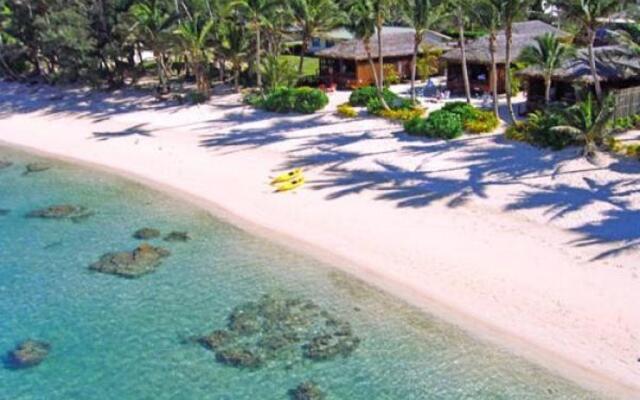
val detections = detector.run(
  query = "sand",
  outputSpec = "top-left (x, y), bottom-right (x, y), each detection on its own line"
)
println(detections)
top-left (0, 82), bottom-right (639, 398)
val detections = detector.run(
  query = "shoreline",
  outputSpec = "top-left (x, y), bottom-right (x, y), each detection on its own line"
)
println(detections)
top-left (2, 141), bottom-right (637, 400)
top-left (1, 83), bottom-right (639, 398)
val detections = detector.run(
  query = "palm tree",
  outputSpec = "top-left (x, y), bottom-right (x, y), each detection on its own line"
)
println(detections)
top-left (555, 0), bottom-right (619, 103)
top-left (220, 19), bottom-right (250, 92)
top-left (233, 0), bottom-right (277, 89)
top-left (373, 0), bottom-right (390, 93)
top-left (174, 14), bottom-right (214, 97)
top-left (450, 0), bottom-right (472, 103)
top-left (402, 0), bottom-right (442, 103)
top-left (552, 94), bottom-right (614, 160)
top-left (520, 33), bottom-right (572, 104)
top-left (346, 0), bottom-right (388, 109)
top-left (476, 0), bottom-right (502, 118)
top-left (503, 0), bottom-right (530, 123)
top-left (130, 0), bottom-right (177, 92)
top-left (290, 0), bottom-right (343, 77)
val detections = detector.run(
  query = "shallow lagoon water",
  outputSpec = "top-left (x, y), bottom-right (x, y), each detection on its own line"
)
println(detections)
top-left (0, 147), bottom-right (605, 399)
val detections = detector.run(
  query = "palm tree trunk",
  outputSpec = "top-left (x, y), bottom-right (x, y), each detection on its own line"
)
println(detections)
top-left (154, 49), bottom-right (167, 92)
top-left (458, 18), bottom-right (471, 104)
top-left (504, 22), bottom-right (517, 123)
top-left (587, 28), bottom-right (602, 103)
top-left (489, 33), bottom-right (499, 118)
top-left (298, 36), bottom-right (308, 76)
top-left (544, 75), bottom-right (551, 105)
top-left (364, 41), bottom-right (381, 89)
top-left (376, 20), bottom-right (384, 89)
top-left (255, 22), bottom-right (262, 89)
top-left (410, 34), bottom-right (420, 103)
top-left (376, 21), bottom-right (389, 110)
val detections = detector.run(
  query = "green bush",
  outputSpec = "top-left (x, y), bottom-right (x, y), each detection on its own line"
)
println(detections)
top-left (257, 87), bottom-right (328, 114)
top-left (383, 64), bottom-right (400, 85)
top-left (505, 108), bottom-right (573, 150)
top-left (379, 107), bottom-right (425, 122)
top-left (441, 102), bottom-right (477, 122)
top-left (464, 109), bottom-right (499, 133)
top-left (441, 102), bottom-right (498, 133)
top-left (349, 86), bottom-right (382, 106)
top-left (404, 110), bottom-right (463, 140)
top-left (404, 117), bottom-right (429, 135)
top-left (261, 87), bottom-right (296, 112)
top-left (187, 91), bottom-right (208, 104)
top-left (293, 87), bottom-right (329, 114)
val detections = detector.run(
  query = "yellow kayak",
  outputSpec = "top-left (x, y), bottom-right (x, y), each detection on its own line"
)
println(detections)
top-left (271, 168), bottom-right (303, 185)
top-left (275, 177), bottom-right (305, 192)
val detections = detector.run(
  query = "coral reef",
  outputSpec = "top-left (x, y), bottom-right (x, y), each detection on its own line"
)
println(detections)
top-left (4, 340), bottom-right (50, 369)
top-left (133, 228), bottom-right (161, 240)
top-left (164, 231), bottom-right (190, 242)
top-left (26, 204), bottom-right (93, 222)
top-left (0, 160), bottom-right (12, 169)
top-left (24, 163), bottom-right (51, 175)
top-left (197, 295), bottom-right (360, 369)
top-left (89, 243), bottom-right (170, 278)
top-left (289, 381), bottom-right (326, 400)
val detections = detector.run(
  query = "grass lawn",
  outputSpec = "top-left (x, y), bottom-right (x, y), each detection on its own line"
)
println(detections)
top-left (278, 55), bottom-right (319, 77)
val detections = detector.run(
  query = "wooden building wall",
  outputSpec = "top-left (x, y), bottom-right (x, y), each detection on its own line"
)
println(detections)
top-left (447, 62), bottom-right (506, 95)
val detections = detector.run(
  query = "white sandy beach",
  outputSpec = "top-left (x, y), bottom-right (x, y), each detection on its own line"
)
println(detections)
top-left (0, 82), bottom-right (639, 397)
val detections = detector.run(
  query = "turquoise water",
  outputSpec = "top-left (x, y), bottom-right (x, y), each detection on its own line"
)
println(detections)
top-left (0, 147), bottom-right (605, 399)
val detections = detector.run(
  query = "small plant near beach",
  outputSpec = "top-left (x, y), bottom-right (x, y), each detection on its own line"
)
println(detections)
top-left (551, 95), bottom-right (615, 160)
top-left (337, 103), bottom-right (358, 118)
top-left (383, 64), bottom-right (400, 85)
top-left (256, 87), bottom-right (329, 114)
top-left (505, 107), bottom-right (573, 150)
top-left (379, 107), bottom-right (425, 122)
top-left (349, 86), bottom-right (403, 108)
top-left (464, 109), bottom-right (499, 133)
top-left (405, 110), bottom-right (463, 139)
top-left (441, 102), bottom-right (498, 133)
top-left (186, 91), bottom-right (208, 105)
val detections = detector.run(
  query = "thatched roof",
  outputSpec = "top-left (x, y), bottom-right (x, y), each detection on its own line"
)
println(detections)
top-left (316, 29), bottom-right (452, 60)
top-left (442, 20), bottom-right (569, 65)
top-left (518, 46), bottom-right (640, 84)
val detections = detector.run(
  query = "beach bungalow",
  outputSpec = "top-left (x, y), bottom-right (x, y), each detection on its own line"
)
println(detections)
top-left (441, 21), bottom-right (568, 96)
top-left (518, 45), bottom-right (640, 117)
top-left (316, 30), bottom-right (452, 89)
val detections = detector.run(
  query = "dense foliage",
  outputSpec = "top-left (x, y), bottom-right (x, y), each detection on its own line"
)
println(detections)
top-left (441, 102), bottom-right (499, 133)
top-left (505, 108), bottom-right (573, 149)
top-left (253, 86), bottom-right (329, 114)
top-left (405, 110), bottom-right (464, 139)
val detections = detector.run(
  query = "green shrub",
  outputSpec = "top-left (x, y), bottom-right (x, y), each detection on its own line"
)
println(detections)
top-left (349, 86), bottom-right (380, 106)
top-left (441, 101), bottom-right (477, 122)
top-left (187, 91), bottom-right (208, 104)
top-left (505, 108), bottom-right (573, 150)
top-left (257, 87), bottom-right (328, 114)
top-left (379, 107), bottom-right (425, 122)
top-left (261, 87), bottom-right (296, 113)
top-left (464, 109), bottom-right (499, 133)
top-left (404, 110), bottom-right (463, 140)
top-left (404, 117), bottom-right (429, 136)
top-left (383, 64), bottom-right (400, 85)
top-left (441, 102), bottom-right (498, 133)
top-left (244, 90), bottom-right (264, 107)
top-left (293, 87), bottom-right (329, 114)
top-left (337, 103), bottom-right (358, 118)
